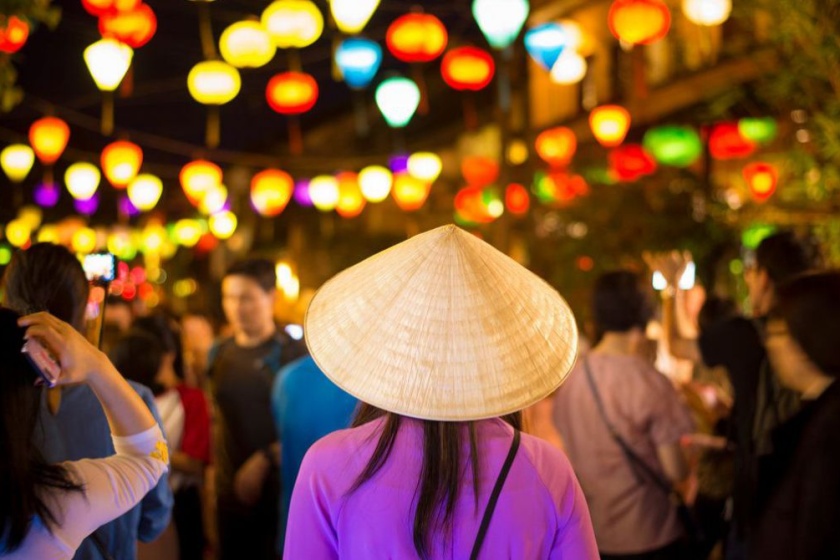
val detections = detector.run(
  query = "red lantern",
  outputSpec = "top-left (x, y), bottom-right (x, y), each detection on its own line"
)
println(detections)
top-left (608, 144), bottom-right (657, 182)
top-left (82, 0), bottom-right (141, 17)
top-left (608, 0), bottom-right (671, 45)
top-left (709, 123), bottom-right (755, 160)
top-left (505, 183), bottom-right (530, 216)
top-left (461, 156), bottom-right (499, 187)
top-left (441, 47), bottom-right (495, 91)
top-left (251, 169), bottom-right (294, 217)
top-left (535, 127), bottom-right (577, 167)
top-left (29, 117), bottom-right (70, 165)
top-left (98, 3), bottom-right (157, 48)
top-left (386, 14), bottom-right (448, 63)
top-left (743, 162), bottom-right (778, 202)
top-left (266, 72), bottom-right (319, 115)
top-left (455, 185), bottom-right (493, 224)
top-left (0, 16), bottom-right (29, 54)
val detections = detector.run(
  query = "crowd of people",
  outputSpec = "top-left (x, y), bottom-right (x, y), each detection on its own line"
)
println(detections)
top-left (0, 224), bottom-right (838, 560)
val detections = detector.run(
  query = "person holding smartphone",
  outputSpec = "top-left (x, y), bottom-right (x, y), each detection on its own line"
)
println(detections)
top-left (0, 309), bottom-right (170, 558)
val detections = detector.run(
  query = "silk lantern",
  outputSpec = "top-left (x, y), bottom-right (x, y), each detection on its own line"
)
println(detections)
top-left (98, 3), bottom-right (157, 48)
top-left (472, 0), bottom-right (530, 50)
top-left (391, 172), bottom-right (430, 211)
top-left (127, 173), bottom-right (163, 211)
top-left (524, 23), bottom-right (566, 70)
top-left (29, 117), bottom-right (70, 166)
top-left (407, 152), bottom-right (442, 183)
top-left (261, 0), bottom-right (323, 49)
top-left (550, 50), bottom-right (587, 84)
top-left (743, 162), bottom-right (778, 202)
top-left (220, 21), bottom-right (276, 68)
top-left (250, 169), bottom-right (294, 216)
top-left (505, 183), bottom-right (529, 215)
top-left (461, 156), bottom-right (499, 187)
top-left (386, 13), bottom-right (447, 63)
top-left (84, 38), bottom-right (133, 135)
top-left (187, 61), bottom-right (241, 148)
top-left (709, 123), bottom-right (755, 159)
top-left (642, 126), bottom-right (702, 167)
top-left (0, 16), bottom-right (29, 53)
top-left (309, 175), bottom-right (340, 212)
top-left (358, 165), bottom-right (392, 202)
top-left (608, 144), bottom-right (657, 181)
top-left (0, 144), bottom-right (35, 183)
top-left (330, 0), bottom-right (380, 35)
top-left (101, 140), bottom-right (143, 188)
top-left (335, 38), bottom-right (382, 89)
top-left (375, 77), bottom-right (421, 128)
top-left (535, 127), bottom-right (577, 167)
top-left (441, 47), bottom-right (495, 91)
top-left (266, 72), bottom-right (319, 154)
top-left (589, 105), bottom-right (631, 147)
top-left (335, 172), bottom-right (366, 218)
top-left (65, 163), bottom-right (101, 200)
top-left (682, 0), bottom-right (731, 26)
top-left (608, 0), bottom-right (671, 45)
top-left (82, 0), bottom-right (141, 17)
top-left (180, 160), bottom-right (222, 204)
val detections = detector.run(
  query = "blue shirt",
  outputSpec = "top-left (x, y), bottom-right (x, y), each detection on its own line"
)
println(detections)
top-left (33, 382), bottom-right (173, 560)
top-left (271, 356), bottom-right (357, 552)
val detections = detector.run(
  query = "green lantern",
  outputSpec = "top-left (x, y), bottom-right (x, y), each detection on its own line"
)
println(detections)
top-left (472, 0), bottom-right (530, 50)
top-left (642, 126), bottom-right (703, 167)
top-left (742, 223), bottom-right (777, 250)
top-left (738, 117), bottom-right (777, 144)
top-left (481, 186), bottom-right (505, 219)
top-left (375, 76), bottom-right (421, 128)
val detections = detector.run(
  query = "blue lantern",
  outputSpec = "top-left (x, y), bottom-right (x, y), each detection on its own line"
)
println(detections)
top-left (524, 23), bottom-right (566, 70)
top-left (336, 38), bottom-right (383, 90)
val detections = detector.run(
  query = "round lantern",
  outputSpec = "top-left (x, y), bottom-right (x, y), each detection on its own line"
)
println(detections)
top-left (461, 156), bottom-right (499, 187)
top-left (535, 127), bottom-right (577, 167)
top-left (743, 162), bottom-right (778, 202)
top-left (358, 165), bottom-right (392, 202)
top-left (174, 219), bottom-right (203, 248)
top-left (209, 211), bottom-right (238, 240)
top-left (608, 144), bottom-right (657, 182)
top-left (709, 123), bottom-right (755, 160)
top-left (188, 61), bottom-right (241, 105)
top-left (335, 38), bottom-right (383, 90)
top-left (472, 0), bottom-right (530, 50)
top-left (441, 47), bottom-right (495, 91)
top-left (589, 105), bottom-right (631, 147)
top-left (375, 77), bottom-right (421, 128)
top-left (6, 219), bottom-right (30, 248)
top-left (524, 23), bottom-right (566, 70)
top-left (180, 159), bottom-right (222, 203)
top-left (266, 72), bottom-right (318, 114)
top-left (84, 38), bottom-right (133, 92)
top-left (198, 184), bottom-right (229, 215)
top-left (261, 0), bottom-right (323, 49)
top-left (98, 3), bottom-right (157, 48)
top-left (386, 13), bottom-right (448, 63)
top-left (33, 182), bottom-right (60, 207)
top-left (65, 163), bottom-right (101, 200)
top-left (127, 173), bottom-right (163, 211)
top-left (0, 144), bottom-right (35, 183)
top-left (335, 173), bottom-right (366, 218)
top-left (407, 152), bottom-right (442, 183)
top-left (309, 175), bottom-right (340, 212)
top-left (330, 0), bottom-right (380, 35)
top-left (608, 0), bottom-right (671, 45)
top-left (738, 117), bottom-right (777, 145)
top-left (29, 117), bottom-right (70, 165)
top-left (220, 21), bottom-right (276, 69)
top-left (72, 227), bottom-right (98, 254)
top-left (75, 193), bottom-right (100, 216)
top-left (642, 126), bottom-right (702, 167)
top-left (250, 169), bottom-right (294, 217)
top-left (0, 16), bottom-right (29, 54)
top-left (392, 172), bottom-right (430, 211)
top-left (101, 140), bottom-right (143, 188)
top-left (505, 183), bottom-right (530, 215)
top-left (550, 50), bottom-right (587, 84)
top-left (293, 179), bottom-right (313, 207)
top-left (455, 185), bottom-right (493, 224)
top-left (82, 0), bottom-right (141, 17)
top-left (682, 0), bottom-right (731, 26)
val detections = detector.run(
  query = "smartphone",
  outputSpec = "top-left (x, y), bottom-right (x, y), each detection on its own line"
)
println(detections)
top-left (83, 252), bottom-right (117, 284)
top-left (22, 338), bottom-right (61, 387)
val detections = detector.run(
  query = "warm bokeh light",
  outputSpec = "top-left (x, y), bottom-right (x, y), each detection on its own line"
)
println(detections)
top-left (386, 13), bottom-right (447, 63)
top-left (472, 0), bottom-right (530, 50)
top-left (198, 183), bottom-right (228, 215)
top-left (743, 162), bottom-right (778, 202)
top-left (101, 140), bottom-right (143, 188)
top-left (250, 169), bottom-right (294, 216)
top-left (608, 0), bottom-right (671, 45)
top-left (535, 127), bottom-right (577, 167)
top-left (127, 173), bottom-right (163, 211)
top-left (187, 61), bottom-right (241, 105)
top-left (335, 172), bottom-right (366, 218)
top-left (29, 117), bottom-right (70, 165)
top-left (209, 211), bottom-right (237, 239)
top-left (441, 47), bottom-right (495, 91)
top-left (358, 165), bottom-right (392, 202)
top-left (330, 0), bottom-right (380, 35)
top-left (98, 3), bottom-right (157, 48)
top-left (84, 38), bottom-right (134, 91)
top-left (0, 144), bottom-right (35, 183)
top-left (72, 227), bottom-right (98, 254)
top-left (391, 172), bottom-right (431, 211)
top-left (0, 16), bottom-right (30, 54)
top-left (682, 0), bottom-right (731, 26)
top-left (309, 175), bottom-right (340, 211)
top-left (589, 105), bottom-right (631, 147)
top-left (180, 159), bottom-right (222, 204)
top-left (550, 50), bottom-right (587, 84)
top-left (608, 144), bottom-right (657, 181)
top-left (505, 183), bottom-right (530, 215)
top-left (174, 219), bottom-right (203, 247)
top-left (407, 152), bottom-right (443, 183)
top-left (375, 77), bottom-right (421, 128)
top-left (65, 162), bottom-right (101, 200)
top-left (261, 0), bottom-right (323, 48)
top-left (5, 219), bottom-right (30, 248)
top-left (266, 72), bottom-right (319, 114)
top-left (461, 156), bottom-right (499, 187)
top-left (220, 20), bottom-right (276, 68)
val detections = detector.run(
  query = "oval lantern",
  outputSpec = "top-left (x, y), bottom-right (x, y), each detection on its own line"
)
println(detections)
top-left (198, 184), bottom-right (229, 215)
top-left (180, 159), bottom-right (222, 204)
top-left (642, 126), bottom-right (702, 167)
top-left (392, 172), bottom-right (430, 211)
top-left (65, 162), bottom-right (101, 200)
top-left (29, 117), bottom-right (70, 165)
top-left (0, 16), bottom-right (29, 54)
top-left (174, 219), bottom-right (203, 248)
top-left (261, 0), bottom-right (323, 49)
top-left (331, 0), bottom-right (380, 35)
top-left (407, 152), bottom-right (442, 183)
top-left (524, 23), bottom-right (566, 70)
top-left (455, 185), bottom-right (493, 224)
top-left (0, 144), bottom-right (35, 182)
top-left (505, 183), bottom-right (530, 215)
top-left (743, 162), bottom-right (778, 202)
top-left (535, 127), bottom-right (577, 167)
top-left (608, 0), bottom-right (671, 45)
top-left (82, 0), bottom-right (141, 17)
top-left (709, 123), bottom-right (755, 160)
top-left (309, 175), bottom-right (340, 212)
top-left (84, 38), bottom-right (133, 92)
top-left (335, 38), bottom-right (382, 90)
top-left (472, 0), bottom-right (530, 50)
top-left (220, 21), bottom-right (276, 69)
top-left (127, 173), bottom-right (163, 211)
top-left (188, 61), bottom-right (241, 105)
top-left (358, 165), bottom-right (392, 202)
top-left (461, 156), bottom-right (499, 187)
top-left (375, 76), bottom-right (421, 128)
top-left (738, 117), bottom-right (777, 145)
top-left (250, 169), bottom-right (294, 217)
top-left (75, 193), bottom-right (100, 216)
top-left (550, 50), bottom-right (587, 84)
top-left (101, 140), bottom-right (143, 188)
top-left (335, 172), bottom-right (366, 218)
top-left (386, 13), bottom-right (448, 63)
top-left (441, 47), bottom-right (495, 91)
top-left (209, 211), bottom-right (238, 240)
top-left (266, 72), bottom-right (318, 114)
top-left (608, 144), bottom-right (657, 182)
top-left (682, 0), bottom-right (731, 26)
top-left (589, 105), bottom-right (631, 147)
top-left (33, 182), bottom-right (60, 208)
top-left (98, 3), bottom-right (157, 49)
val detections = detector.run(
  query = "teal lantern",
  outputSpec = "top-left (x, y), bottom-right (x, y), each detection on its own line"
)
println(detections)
top-left (738, 117), bottom-right (777, 144)
top-left (336, 38), bottom-right (383, 90)
top-left (643, 126), bottom-right (703, 167)
top-left (524, 23), bottom-right (566, 70)
top-left (375, 76), bottom-right (421, 128)
top-left (472, 0), bottom-right (530, 50)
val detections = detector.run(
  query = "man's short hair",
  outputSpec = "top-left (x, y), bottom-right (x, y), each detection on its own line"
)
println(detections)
top-left (224, 258), bottom-right (276, 293)
top-left (592, 270), bottom-right (652, 335)
top-left (756, 231), bottom-right (820, 285)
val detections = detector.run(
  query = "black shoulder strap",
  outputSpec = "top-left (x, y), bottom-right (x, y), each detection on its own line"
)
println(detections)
top-left (470, 429), bottom-right (520, 560)
top-left (90, 530), bottom-right (116, 560)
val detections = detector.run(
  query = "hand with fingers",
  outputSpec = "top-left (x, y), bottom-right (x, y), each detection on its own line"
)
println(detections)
top-left (642, 250), bottom-right (692, 287)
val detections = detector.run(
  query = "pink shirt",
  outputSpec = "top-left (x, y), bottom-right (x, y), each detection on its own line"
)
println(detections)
top-left (553, 354), bottom-right (694, 555)
top-left (285, 417), bottom-right (598, 559)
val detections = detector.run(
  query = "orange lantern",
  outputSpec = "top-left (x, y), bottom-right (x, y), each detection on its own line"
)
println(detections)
top-left (589, 105), bottom-right (631, 147)
top-left (266, 72), bottom-right (319, 115)
top-left (29, 117), bottom-right (70, 165)
top-left (535, 127), bottom-right (577, 167)
top-left (180, 160), bottom-right (222, 204)
top-left (454, 185), bottom-right (493, 224)
top-left (608, 144), bottom-right (657, 182)
top-left (386, 14), bottom-right (447, 63)
top-left (335, 172), bottom-right (366, 218)
top-left (82, 0), bottom-right (141, 17)
top-left (441, 47), bottom-right (495, 91)
top-left (98, 3), bottom-right (157, 48)
top-left (461, 156), bottom-right (499, 187)
top-left (709, 122), bottom-right (755, 160)
top-left (101, 140), bottom-right (142, 188)
top-left (392, 172), bottom-right (431, 211)
top-left (743, 162), bottom-right (778, 202)
top-left (250, 169), bottom-right (294, 217)
top-left (608, 0), bottom-right (671, 45)
top-left (0, 16), bottom-right (29, 54)
top-left (505, 183), bottom-right (530, 216)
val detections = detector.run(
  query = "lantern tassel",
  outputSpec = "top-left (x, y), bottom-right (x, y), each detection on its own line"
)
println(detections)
top-left (412, 64), bottom-right (429, 115)
top-left (197, 2), bottom-right (216, 59)
top-left (101, 91), bottom-right (114, 136)
top-left (288, 117), bottom-right (303, 155)
top-left (206, 105), bottom-right (220, 149)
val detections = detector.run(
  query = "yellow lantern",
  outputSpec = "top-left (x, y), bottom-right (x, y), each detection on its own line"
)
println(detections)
top-left (65, 162), bottom-right (101, 200)
top-left (29, 117), bottom-right (70, 166)
top-left (142, 222), bottom-right (167, 254)
top-left (589, 104), bottom-right (631, 147)
top-left (101, 141), bottom-right (143, 189)
top-left (0, 144), bottom-right (35, 183)
top-left (330, 0), bottom-right (380, 35)
top-left (335, 172), bottom-right (366, 218)
top-left (127, 173), bottom-right (163, 211)
top-left (550, 51), bottom-right (587, 85)
top-left (198, 183), bottom-right (228, 215)
top-left (682, 0), bottom-right (731, 26)
top-left (392, 172), bottom-right (430, 211)
top-left (37, 224), bottom-right (60, 244)
top-left (84, 38), bottom-right (133, 92)
top-left (174, 219), bottom-right (203, 247)
top-left (72, 227), bottom-right (98, 254)
top-left (220, 21), bottom-right (276, 68)
top-left (5, 219), bottom-right (30, 248)
top-left (209, 210), bottom-right (237, 239)
top-left (407, 152), bottom-right (443, 183)
top-left (18, 206), bottom-right (42, 231)
top-left (358, 165), bottom-right (392, 202)
top-left (187, 61), bottom-right (241, 105)
top-left (180, 159), bottom-right (222, 204)
top-left (261, 0), bottom-right (324, 48)
top-left (308, 175), bottom-right (339, 211)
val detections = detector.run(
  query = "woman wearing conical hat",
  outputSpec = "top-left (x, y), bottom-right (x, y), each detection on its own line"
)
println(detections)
top-left (284, 225), bottom-right (598, 559)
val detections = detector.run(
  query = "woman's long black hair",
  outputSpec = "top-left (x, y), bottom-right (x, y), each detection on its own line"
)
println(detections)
top-left (350, 404), bottom-right (522, 559)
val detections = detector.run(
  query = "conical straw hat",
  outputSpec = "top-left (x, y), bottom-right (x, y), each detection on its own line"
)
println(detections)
top-left (304, 224), bottom-right (579, 421)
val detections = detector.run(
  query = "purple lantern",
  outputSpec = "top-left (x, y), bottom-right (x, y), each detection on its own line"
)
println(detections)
top-left (34, 182), bottom-right (60, 207)
top-left (389, 154), bottom-right (409, 174)
top-left (74, 193), bottom-right (100, 216)
top-left (118, 195), bottom-right (140, 217)
top-left (293, 179), bottom-right (313, 207)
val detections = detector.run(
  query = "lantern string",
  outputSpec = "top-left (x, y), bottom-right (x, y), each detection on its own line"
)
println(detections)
top-left (197, 2), bottom-right (217, 60)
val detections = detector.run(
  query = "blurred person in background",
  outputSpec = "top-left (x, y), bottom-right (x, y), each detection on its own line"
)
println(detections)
top-left (103, 295), bottom-right (134, 333)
